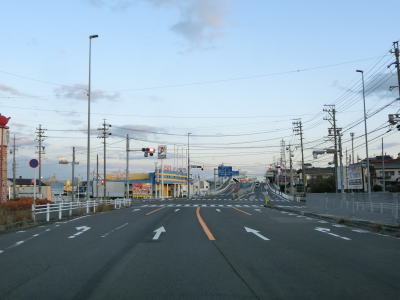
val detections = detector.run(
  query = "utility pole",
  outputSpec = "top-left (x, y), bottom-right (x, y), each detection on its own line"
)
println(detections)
top-left (126, 134), bottom-right (129, 199)
top-left (98, 120), bottom-right (111, 200)
top-left (323, 105), bottom-right (339, 193)
top-left (280, 140), bottom-right (287, 193)
top-left (71, 146), bottom-right (80, 202)
top-left (338, 132), bottom-right (344, 193)
top-left (286, 144), bottom-right (294, 195)
top-left (382, 138), bottom-right (385, 192)
top-left (388, 41), bottom-right (400, 99)
top-left (187, 133), bottom-right (191, 199)
top-left (35, 124), bottom-right (46, 198)
top-left (293, 119), bottom-right (306, 194)
top-left (350, 132), bottom-right (355, 164)
top-left (11, 135), bottom-right (16, 199)
top-left (96, 154), bottom-right (99, 198)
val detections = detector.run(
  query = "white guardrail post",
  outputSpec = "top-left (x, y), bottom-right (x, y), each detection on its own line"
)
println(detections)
top-left (46, 203), bottom-right (50, 222)
top-left (31, 204), bottom-right (36, 223)
top-left (86, 201), bottom-right (89, 214)
top-left (93, 200), bottom-right (96, 213)
top-left (58, 202), bottom-right (62, 220)
top-left (69, 202), bottom-right (72, 217)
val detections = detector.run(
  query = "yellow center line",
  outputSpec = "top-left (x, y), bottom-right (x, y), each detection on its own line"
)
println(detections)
top-left (145, 206), bottom-right (166, 216)
top-left (232, 207), bottom-right (252, 216)
top-left (196, 207), bottom-right (216, 241)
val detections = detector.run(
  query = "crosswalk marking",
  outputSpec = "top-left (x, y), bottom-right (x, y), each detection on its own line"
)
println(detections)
top-left (139, 204), bottom-right (265, 208)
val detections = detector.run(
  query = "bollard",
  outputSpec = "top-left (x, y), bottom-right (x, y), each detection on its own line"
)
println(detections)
top-left (86, 201), bottom-right (89, 214)
top-left (46, 203), bottom-right (50, 222)
top-left (69, 201), bottom-right (72, 217)
top-left (93, 200), bottom-right (96, 213)
top-left (58, 202), bottom-right (62, 220)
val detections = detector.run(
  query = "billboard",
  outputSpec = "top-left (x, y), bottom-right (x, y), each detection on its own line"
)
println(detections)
top-left (348, 164), bottom-right (363, 190)
top-left (132, 183), bottom-right (151, 196)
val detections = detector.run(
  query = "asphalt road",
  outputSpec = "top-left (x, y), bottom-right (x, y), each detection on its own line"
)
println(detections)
top-left (0, 190), bottom-right (399, 299)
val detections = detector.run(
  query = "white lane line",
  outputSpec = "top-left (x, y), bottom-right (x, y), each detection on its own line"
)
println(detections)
top-left (174, 209), bottom-right (180, 212)
top-left (17, 231), bottom-right (26, 233)
top-left (318, 220), bottom-right (328, 224)
top-left (315, 227), bottom-right (351, 241)
top-left (352, 229), bottom-right (369, 233)
top-left (69, 226), bottom-right (91, 239)
top-left (254, 209), bottom-right (261, 212)
top-left (32, 234), bottom-right (39, 237)
top-left (332, 224), bottom-right (346, 228)
top-left (101, 223), bottom-right (128, 238)
top-left (216, 209), bottom-right (221, 212)
top-left (132, 208), bottom-right (141, 212)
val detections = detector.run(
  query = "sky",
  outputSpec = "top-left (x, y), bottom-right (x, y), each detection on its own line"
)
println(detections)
top-left (1, 0), bottom-right (400, 181)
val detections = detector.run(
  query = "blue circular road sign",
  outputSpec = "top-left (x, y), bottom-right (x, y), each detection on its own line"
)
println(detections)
top-left (29, 159), bottom-right (39, 168)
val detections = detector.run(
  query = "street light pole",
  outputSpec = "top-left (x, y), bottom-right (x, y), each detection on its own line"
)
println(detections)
top-left (356, 69), bottom-right (371, 194)
top-left (87, 34), bottom-right (98, 201)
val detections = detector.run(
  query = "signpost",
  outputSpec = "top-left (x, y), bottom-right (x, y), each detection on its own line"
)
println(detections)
top-left (29, 159), bottom-right (39, 203)
top-left (158, 145), bottom-right (167, 199)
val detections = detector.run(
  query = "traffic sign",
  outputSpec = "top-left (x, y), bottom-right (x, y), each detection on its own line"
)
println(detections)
top-left (29, 159), bottom-right (39, 168)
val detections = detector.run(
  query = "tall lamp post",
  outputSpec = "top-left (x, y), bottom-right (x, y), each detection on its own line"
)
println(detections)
top-left (356, 69), bottom-right (371, 194)
top-left (86, 34), bottom-right (98, 201)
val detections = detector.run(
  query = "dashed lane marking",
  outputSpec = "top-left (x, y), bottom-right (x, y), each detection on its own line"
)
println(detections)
top-left (145, 206), bottom-right (166, 216)
top-left (232, 207), bottom-right (252, 216)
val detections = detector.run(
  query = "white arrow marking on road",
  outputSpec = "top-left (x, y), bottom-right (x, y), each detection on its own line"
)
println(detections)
top-left (216, 209), bottom-right (221, 212)
top-left (315, 227), bottom-right (351, 240)
top-left (244, 227), bottom-right (270, 241)
top-left (153, 226), bottom-right (166, 240)
top-left (174, 209), bottom-right (180, 212)
top-left (68, 226), bottom-right (91, 239)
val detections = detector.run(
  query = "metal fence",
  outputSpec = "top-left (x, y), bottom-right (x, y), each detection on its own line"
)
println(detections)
top-left (32, 198), bottom-right (132, 222)
top-left (304, 193), bottom-right (400, 226)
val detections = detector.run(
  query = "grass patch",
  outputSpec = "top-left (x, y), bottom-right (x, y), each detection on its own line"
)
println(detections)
top-left (96, 204), bottom-right (113, 212)
top-left (371, 223), bottom-right (383, 232)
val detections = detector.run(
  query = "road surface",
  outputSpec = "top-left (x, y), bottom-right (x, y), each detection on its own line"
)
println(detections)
top-left (0, 191), bottom-right (398, 299)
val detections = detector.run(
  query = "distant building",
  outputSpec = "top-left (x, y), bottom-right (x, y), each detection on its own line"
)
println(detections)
top-left (304, 167), bottom-right (335, 181)
top-left (7, 176), bottom-right (52, 200)
top-left (192, 180), bottom-right (211, 196)
top-left (367, 155), bottom-right (400, 191)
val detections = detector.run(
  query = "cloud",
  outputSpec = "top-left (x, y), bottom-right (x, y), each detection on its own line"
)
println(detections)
top-left (15, 136), bottom-right (36, 147)
top-left (168, 0), bottom-right (226, 49)
top-left (86, 0), bottom-right (133, 10)
top-left (364, 72), bottom-right (398, 98)
top-left (86, 0), bottom-right (228, 49)
top-left (55, 110), bottom-right (79, 117)
top-left (54, 84), bottom-right (120, 102)
top-left (111, 124), bottom-right (166, 139)
top-left (0, 84), bottom-right (30, 97)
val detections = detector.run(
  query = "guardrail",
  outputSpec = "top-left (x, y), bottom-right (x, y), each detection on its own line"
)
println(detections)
top-left (32, 198), bottom-right (132, 222)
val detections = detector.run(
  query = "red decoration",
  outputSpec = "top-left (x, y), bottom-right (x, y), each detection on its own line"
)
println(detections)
top-left (0, 114), bottom-right (11, 127)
